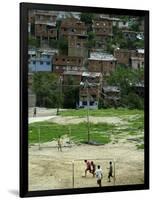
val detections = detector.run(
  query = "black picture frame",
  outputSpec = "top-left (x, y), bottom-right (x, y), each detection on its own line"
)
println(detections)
top-left (20, 2), bottom-right (149, 198)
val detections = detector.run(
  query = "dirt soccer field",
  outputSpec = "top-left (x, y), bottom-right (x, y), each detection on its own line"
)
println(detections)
top-left (28, 112), bottom-right (144, 191)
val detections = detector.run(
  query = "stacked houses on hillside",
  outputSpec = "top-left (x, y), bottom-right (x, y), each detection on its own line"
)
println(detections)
top-left (92, 16), bottom-right (113, 49)
top-left (114, 48), bottom-right (144, 69)
top-left (28, 10), bottom-right (144, 108)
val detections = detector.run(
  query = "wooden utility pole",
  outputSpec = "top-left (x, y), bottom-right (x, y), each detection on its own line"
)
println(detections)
top-left (57, 76), bottom-right (62, 115)
top-left (86, 80), bottom-right (90, 143)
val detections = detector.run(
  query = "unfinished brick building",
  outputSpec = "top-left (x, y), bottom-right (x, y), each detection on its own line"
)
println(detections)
top-left (114, 48), bottom-right (144, 68)
top-left (79, 72), bottom-right (102, 109)
top-left (102, 86), bottom-right (120, 107)
top-left (88, 52), bottom-right (117, 76)
top-left (34, 10), bottom-right (57, 44)
top-left (92, 17), bottom-right (113, 49)
top-left (60, 18), bottom-right (87, 38)
top-left (63, 71), bottom-right (82, 85)
top-left (114, 49), bottom-right (131, 66)
top-left (52, 55), bottom-right (85, 74)
top-left (68, 34), bottom-right (88, 57)
top-left (131, 49), bottom-right (144, 69)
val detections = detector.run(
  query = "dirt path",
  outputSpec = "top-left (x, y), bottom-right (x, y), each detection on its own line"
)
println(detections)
top-left (48, 116), bottom-right (126, 125)
top-left (29, 140), bottom-right (144, 191)
top-left (29, 114), bottom-right (144, 191)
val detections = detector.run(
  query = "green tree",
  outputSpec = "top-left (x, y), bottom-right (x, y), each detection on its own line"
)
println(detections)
top-left (49, 39), bottom-right (58, 48)
top-left (58, 37), bottom-right (68, 55)
top-left (56, 19), bottom-right (62, 39)
top-left (32, 72), bottom-right (61, 108)
top-left (28, 36), bottom-right (40, 48)
top-left (107, 66), bottom-right (144, 109)
top-left (63, 77), bottom-right (79, 108)
top-left (85, 31), bottom-right (96, 50)
top-left (80, 13), bottom-right (94, 24)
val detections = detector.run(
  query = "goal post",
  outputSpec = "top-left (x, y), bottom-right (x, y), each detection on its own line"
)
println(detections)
top-left (72, 158), bottom-right (116, 188)
top-left (29, 124), bottom-right (73, 150)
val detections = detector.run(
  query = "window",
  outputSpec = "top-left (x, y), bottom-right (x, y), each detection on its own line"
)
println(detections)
top-left (90, 101), bottom-right (94, 106)
top-left (83, 101), bottom-right (87, 106)
top-left (92, 95), bottom-right (96, 99)
top-left (138, 63), bottom-right (140, 69)
top-left (77, 43), bottom-right (81, 48)
top-left (40, 61), bottom-right (43, 65)
top-left (62, 58), bottom-right (65, 61)
top-left (46, 61), bottom-right (50, 65)
top-left (33, 61), bottom-right (36, 64)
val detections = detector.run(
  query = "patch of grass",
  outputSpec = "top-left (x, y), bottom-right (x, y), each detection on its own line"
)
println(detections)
top-left (128, 115), bottom-right (144, 123)
top-left (128, 131), bottom-right (138, 136)
top-left (29, 122), bottom-right (115, 144)
top-left (128, 115), bottom-right (144, 130)
top-left (29, 108), bottom-right (144, 146)
top-left (136, 144), bottom-right (144, 149)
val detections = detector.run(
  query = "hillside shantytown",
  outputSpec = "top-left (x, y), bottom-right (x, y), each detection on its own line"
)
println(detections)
top-left (28, 10), bottom-right (144, 110)
top-left (28, 10), bottom-right (145, 191)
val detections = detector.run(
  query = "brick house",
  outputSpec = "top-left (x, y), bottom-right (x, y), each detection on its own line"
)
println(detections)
top-left (34, 10), bottom-right (57, 44)
top-left (114, 48), bottom-right (144, 69)
top-left (102, 86), bottom-right (120, 107)
top-left (114, 49), bottom-right (131, 66)
top-left (131, 49), bottom-right (144, 69)
top-left (68, 34), bottom-right (88, 57)
top-left (88, 52), bottom-right (117, 76)
top-left (92, 18), bottom-right (113, 36)
top-left (92, 18), bottom-right (113, 49)
top-left (60, 18), bottom-right (87, 38)
top-left (79, 72), bottom-right (102, 109)
top-left (63, 71), bottom-right (82, 85)
top-left (52, 55), bottom-right (85, 74)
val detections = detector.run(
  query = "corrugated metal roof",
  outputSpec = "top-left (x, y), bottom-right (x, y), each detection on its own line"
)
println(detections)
top-left (63, 71), bottom-right (82, 75)
top-left (82, 72), bottom-right (101, 77)
top-left (137, 49), bottom-right (144, 54)
top-left (89, 52), bottom-right (117, 61)
top-left (103, 86), bottom-right (120, 92)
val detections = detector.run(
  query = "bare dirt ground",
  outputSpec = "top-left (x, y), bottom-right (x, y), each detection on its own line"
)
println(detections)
top-left (29, 115), bottom-right (144, 191)
top-left (28, 107), bottom-right (66, 117)
top-left (48, 116), bottom-right (126, 125)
